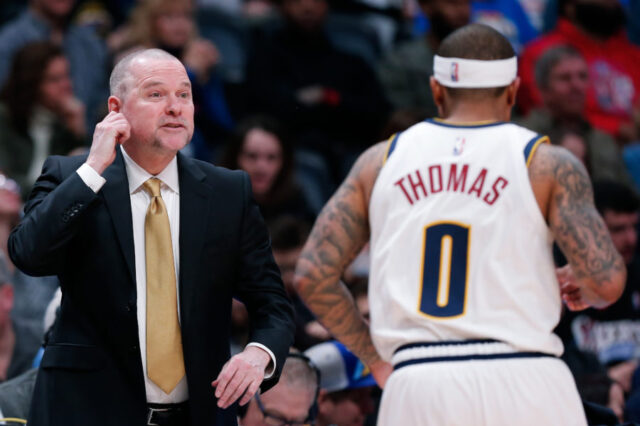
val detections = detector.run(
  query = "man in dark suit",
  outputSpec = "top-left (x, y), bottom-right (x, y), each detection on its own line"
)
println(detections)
top-left (8, 48), bottom-right (295, 426)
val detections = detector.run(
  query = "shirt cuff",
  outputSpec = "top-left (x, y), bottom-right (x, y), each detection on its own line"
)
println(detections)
top-left (76, 163), bottom-right (106, 193)
top-left (246, 342), bottom-right (276, 379)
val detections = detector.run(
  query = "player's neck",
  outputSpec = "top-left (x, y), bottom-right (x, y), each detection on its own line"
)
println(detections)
top-left (441, 103), bottom-right (510, 124)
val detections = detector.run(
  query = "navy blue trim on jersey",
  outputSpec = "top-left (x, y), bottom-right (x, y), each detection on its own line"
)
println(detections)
top-left (425, 118), bottom-right (507, 129)
top-left (523, 135), bottom-right (549, 166)
top-left (394, 339), bottom-right (499, 354)
top-left (384, 132), bottom-right (401, 163)
top-left (393, 351), bottom-right (556, 371)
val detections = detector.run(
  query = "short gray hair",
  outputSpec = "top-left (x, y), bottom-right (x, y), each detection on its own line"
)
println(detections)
top-left (534, 45), bottom-right (584, 90)
top-left (281, 355), bottom-right (319, 397)
top-left (109, 48), bottom-right (180, 99)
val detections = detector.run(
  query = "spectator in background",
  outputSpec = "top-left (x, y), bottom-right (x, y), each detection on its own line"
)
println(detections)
top-left (547, 126), bottom-right (589, 170)
top-left (0, 253), bottom-right (41, 383)
top-left (0, 42), bottom-right (87, 199)
top-left (328, 0), bottom-right (404, 53)
top-left (245, 0), bottom-right (390, 183)
top-left (0, 175), bottom-right (20, 266)
top-left (0, 0), bottom-right (108, 128)
top-left (269, 215), bottom-right (330, 350)
top-left (517, 45), bottom-right (632, 185)
top-left (112, 0), bottom-right (235, 161)
top-left (0, 287), bottom-right (62, 423)
top-left (471, 0), bottom-right (539, 53)
top-left (222, 116), bottom-right (315, 223)
top-left (196, 0), bottom-right (279, 21)
top-left (0, 368), bottom-right (37, 423)
top-left (239, 352), bottom-right (319, 426)
top-left (348, 277), bottom-right (370, 323)
top-left (518, 0), bottom-right (640, 142)
top-left (558, 181), bottom-right (640, 412)
top-left (378, 0), bottom-right (470, 119)
top-left (306, 340), bottom-right (377, 426)
top-left (0, 171), bottom-right (58, 342)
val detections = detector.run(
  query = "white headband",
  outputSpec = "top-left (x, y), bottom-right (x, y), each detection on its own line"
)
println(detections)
top-left (433, 55), bottom-right (517, 88)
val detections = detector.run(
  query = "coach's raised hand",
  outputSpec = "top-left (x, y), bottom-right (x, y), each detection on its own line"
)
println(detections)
top-left (86, 111), bottom-right (131, 175)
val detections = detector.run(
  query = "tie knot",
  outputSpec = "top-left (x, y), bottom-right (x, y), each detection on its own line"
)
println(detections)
top-left (143, 178), bottom-right (162, 198)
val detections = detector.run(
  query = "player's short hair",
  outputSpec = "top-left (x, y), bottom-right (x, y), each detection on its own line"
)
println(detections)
top-left (534, 46), bottom-right (583, 90)
top-left (109, 48), bottom-right (179, 99)
top-left (437, 24), bottom-right (515, 99)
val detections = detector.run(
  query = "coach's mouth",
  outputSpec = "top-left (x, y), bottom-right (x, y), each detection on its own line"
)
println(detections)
top-left (161, 123), bottom-right (186, 130)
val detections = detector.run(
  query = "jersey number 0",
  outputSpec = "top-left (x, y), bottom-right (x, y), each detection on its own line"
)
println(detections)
top-left (418, 222), bottom-right (470, 318)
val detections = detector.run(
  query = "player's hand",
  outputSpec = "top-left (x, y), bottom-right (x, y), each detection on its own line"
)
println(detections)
top-left (557, 265), bottom-right (591, 311)
top-left (86, 111), bottom-right (130, 175)
top-left (370, 359), bottom-right (393, 389)
top-left (211, 345), bottom-right (270, 409)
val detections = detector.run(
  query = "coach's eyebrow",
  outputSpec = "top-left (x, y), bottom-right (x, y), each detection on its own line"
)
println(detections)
top-left (140, 80), bottom-right (191, 89)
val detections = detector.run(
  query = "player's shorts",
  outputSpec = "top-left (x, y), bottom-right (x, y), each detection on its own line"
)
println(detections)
top-left (378, 340), bottom-right (587, 426)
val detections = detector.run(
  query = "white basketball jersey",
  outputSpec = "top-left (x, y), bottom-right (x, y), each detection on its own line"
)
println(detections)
top-left (368, 119), bottom-right (564, 362)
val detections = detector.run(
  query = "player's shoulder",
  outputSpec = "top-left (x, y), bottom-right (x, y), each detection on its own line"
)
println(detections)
top-left (528, 142), bottom-right (586, 183)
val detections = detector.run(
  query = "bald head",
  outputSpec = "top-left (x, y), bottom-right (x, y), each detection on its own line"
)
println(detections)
top-left (109, 49), bottom-right (182, 100)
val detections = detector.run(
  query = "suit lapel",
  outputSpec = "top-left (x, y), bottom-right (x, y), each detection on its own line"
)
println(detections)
top-left (101, 149), bottom-right (136, 285)
top-left (177, 154), bottom-right (210, 324)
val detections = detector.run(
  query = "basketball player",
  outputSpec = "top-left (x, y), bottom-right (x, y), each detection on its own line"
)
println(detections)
top-left (293, 24), bottom-right (626, 425)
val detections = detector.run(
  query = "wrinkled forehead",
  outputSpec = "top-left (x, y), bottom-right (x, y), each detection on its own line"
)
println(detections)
top-left (127, 56), bottom-right (190, 87)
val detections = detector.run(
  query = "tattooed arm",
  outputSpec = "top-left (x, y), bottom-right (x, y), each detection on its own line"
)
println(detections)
top-left (294, 142), bottom-right (392, 385)
top-left (529, 144), bottom-right (625, 309)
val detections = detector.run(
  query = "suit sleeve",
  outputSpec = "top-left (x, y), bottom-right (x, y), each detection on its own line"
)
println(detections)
top-left (233, 172), bottom-right (295, 392)
top-left (8, 156), bottom-right (99, 276)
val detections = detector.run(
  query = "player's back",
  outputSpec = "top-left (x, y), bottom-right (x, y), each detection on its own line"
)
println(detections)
top-left (368, 119), bottom-right (563, 362)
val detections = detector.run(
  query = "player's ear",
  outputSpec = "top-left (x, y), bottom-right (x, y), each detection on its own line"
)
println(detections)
top-left (505, 77), bottom-right (520, 109)
top-left (430, 76), bottom-right (445, 116)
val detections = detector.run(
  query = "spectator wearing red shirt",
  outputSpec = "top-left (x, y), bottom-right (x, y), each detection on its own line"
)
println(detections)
top-left (518, 0), bottom-right (640, 141)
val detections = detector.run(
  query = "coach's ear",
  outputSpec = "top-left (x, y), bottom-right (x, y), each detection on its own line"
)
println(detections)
top-left (108, 96), bottom-right (122, 113)
top-left (430, 76), bottom-right (446, 117)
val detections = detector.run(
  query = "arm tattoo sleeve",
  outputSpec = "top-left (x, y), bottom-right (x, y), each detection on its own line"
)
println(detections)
top-left (294, 144), bottom-right (385, 365)
top-left (544, 147), bottom-right (625, 292)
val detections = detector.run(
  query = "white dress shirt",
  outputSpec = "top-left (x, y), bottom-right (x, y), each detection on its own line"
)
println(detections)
top-left (76, 147), bottom-right (275, 403)
top-left (27, 107), bottom-right (55, 186)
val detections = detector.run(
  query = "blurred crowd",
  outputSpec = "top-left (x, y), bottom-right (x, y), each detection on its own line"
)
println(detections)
top-left (0, 0), bottom-right (640, 424)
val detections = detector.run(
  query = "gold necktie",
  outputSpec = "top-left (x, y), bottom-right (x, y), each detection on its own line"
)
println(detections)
top-left (143, 177), bottom-right (185, 394)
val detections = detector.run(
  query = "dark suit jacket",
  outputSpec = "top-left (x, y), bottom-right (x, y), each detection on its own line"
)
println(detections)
top-left (8, 150), bottom-right (295, 425)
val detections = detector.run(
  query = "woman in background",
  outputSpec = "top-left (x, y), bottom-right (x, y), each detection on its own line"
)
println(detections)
top-left (222, 115), bottom-right (315, 223)
top-left (0, 42), bottom-right (86, 199)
